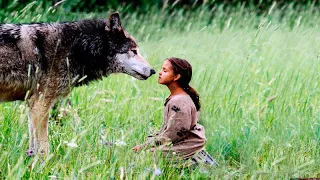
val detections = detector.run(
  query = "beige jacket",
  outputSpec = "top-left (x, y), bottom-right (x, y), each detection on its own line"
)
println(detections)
top-left (145, 95), bottom-right (206, 159)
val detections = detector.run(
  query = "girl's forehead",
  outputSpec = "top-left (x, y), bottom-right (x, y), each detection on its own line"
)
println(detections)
top-left (162, 60), bottom-right (172, 68)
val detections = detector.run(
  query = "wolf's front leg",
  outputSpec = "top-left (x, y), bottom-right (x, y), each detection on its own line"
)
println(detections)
top-left (26, 114), bottom-right (38, 156)
top-left (27, 95), bottom-right (53, 156)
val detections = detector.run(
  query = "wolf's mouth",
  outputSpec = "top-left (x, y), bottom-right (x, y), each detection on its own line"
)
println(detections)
top-left (133, 70), bottom-right (148, 80)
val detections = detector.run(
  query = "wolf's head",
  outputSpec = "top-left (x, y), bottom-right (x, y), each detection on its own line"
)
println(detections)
top-left (105, 12), bottom-right (155, 80)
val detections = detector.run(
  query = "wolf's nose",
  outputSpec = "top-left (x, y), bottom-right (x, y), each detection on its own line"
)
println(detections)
top-left (150, 69), bottom-right (156, 75)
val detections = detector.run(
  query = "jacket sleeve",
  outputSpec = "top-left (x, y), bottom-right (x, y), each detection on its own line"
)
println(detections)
top-left (153, 100), bottom-right (192, 145)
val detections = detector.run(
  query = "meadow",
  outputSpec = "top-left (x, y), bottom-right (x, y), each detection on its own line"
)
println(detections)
top-left (0, 2), bottom-right (320, 179)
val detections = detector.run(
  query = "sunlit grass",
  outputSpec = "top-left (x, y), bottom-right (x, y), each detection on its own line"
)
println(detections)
top-left (0, 1), bottom-right (319, 179)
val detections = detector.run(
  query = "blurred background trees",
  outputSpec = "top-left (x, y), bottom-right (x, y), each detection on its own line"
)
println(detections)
top-left (0, 0), bottom-right (318, 13)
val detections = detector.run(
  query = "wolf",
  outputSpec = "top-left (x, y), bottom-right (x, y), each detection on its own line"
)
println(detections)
top-left (0, 12), bottom-right (155, 156)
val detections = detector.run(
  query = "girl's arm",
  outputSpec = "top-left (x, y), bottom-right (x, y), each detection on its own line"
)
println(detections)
top-left (153, 100), bottom-right (192, 146)
top-left (134, 99), bottom-right (193, 151)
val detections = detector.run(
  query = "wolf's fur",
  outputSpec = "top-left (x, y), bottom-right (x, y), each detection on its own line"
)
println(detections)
top-left (0, 12), bottom-right (155, 155)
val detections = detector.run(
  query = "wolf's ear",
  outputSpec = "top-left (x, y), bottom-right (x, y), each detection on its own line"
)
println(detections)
top-left (106, 12), bottom-right (122, 32)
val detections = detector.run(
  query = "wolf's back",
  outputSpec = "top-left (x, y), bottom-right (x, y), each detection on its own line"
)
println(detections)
top-left (0, 23), bottom-right (51, 101)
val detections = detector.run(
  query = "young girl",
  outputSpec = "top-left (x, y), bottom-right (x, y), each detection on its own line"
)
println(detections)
top-left (132, 57), bottom-right (218, 167)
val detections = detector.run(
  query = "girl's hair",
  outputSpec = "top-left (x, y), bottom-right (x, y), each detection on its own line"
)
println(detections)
top-left (167, 57), bottom-right (201, 111)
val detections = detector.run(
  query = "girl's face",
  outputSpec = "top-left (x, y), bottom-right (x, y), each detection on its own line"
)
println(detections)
top-left (158, 60), bottom-right (178, 85)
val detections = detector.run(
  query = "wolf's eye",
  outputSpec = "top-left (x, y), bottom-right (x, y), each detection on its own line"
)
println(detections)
top-left (132, 49), bottom-right (137, 55)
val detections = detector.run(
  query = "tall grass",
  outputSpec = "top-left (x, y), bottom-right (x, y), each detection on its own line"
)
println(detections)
top-left (0, 1), bottom-right (319, 179)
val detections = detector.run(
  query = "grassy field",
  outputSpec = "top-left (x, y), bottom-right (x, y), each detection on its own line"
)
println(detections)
top-left (0, 2), bottom-right (320, 179)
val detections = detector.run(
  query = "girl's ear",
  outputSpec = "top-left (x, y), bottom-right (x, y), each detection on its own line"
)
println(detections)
top-left (174, 74), bottom-right (181, 81)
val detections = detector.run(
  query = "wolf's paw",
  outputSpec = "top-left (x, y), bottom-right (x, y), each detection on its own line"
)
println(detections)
top-left (25, 149), bottom-right (35, 157)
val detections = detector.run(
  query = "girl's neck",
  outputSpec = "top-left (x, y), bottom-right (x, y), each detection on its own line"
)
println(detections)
top-left (167, 84), bottom-right (187, 96)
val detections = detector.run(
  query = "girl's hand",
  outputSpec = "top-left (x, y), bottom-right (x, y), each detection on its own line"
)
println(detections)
top-left (132, 145), bottom-right (143, 152)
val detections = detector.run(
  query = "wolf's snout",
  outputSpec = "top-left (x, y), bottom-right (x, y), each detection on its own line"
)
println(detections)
top-left (150, 69), bottom-right (156, 75)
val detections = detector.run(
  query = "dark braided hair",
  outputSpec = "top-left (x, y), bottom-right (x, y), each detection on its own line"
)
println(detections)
top-left (167, 57), bottom-right (201, 111)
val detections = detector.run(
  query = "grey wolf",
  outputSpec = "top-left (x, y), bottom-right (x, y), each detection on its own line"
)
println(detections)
top-left (0, 12), bottom-right (155, 156)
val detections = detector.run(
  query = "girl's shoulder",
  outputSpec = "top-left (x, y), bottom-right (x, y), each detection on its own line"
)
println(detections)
top-left (167, 95), bottom-right (194, 108)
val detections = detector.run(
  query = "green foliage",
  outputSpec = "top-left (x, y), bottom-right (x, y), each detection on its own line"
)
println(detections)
top-left (0, 0), bottom-right (319, 13)
top-left (0, 1), bottom-right (320, 179)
